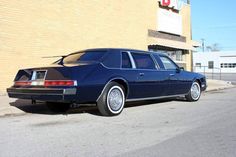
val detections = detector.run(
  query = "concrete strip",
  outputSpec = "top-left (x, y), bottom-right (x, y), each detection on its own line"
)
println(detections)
top-left (206, 79), bottom-right (235, 92)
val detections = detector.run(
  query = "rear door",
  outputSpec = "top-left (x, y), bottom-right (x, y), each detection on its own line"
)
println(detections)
top-left (128, 52), bottom-right (169, 99)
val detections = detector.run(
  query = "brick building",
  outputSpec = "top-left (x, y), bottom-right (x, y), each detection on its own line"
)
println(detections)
top-left (0, 0), bottom-right (197, 93)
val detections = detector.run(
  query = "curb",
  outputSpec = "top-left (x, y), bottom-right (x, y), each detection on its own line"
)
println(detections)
top-left (0, 113), bottom-right (27, 118)
top-left (205, 86), bottom-right (235, 93)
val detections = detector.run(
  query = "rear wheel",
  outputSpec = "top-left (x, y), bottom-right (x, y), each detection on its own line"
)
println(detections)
top-left (46, 102), bottom-right (70, 112)
top-left (185, 81), bottom-right (201, 101)
top-left (97, 82), bottom-right (125, 116)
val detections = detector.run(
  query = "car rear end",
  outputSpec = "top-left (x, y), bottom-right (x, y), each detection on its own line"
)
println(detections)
top-left (7, 66), bottom-right (78, 102)
top-left (7, 49), bottom-right (109, 103)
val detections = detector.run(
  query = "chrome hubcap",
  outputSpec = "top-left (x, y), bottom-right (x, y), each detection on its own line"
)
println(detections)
top-left (107, 87), bottom-right (124, 112)
top-left (191, 83), bottom-right (200, 100)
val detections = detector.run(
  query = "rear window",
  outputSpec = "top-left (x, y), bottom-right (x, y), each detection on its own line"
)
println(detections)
top-left (132, 53), bottom-right (156, 69)
top-left (62, 51), bottom-right (106, 64)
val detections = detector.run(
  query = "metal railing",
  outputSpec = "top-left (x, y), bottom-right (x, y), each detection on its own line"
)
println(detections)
top-left (193, 66), bottom-right (222, 80)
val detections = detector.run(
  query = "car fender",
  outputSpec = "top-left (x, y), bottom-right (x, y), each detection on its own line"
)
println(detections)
top-left (96, 77), bottom-right (129, 102)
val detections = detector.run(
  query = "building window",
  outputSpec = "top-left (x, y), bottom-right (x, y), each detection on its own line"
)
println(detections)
top-left (175, 51), bottom-right (183, 61)
top-left (195, 63), bottom-right (201, 67)
top-left (149, 49), bottom-right (184, 62)
top-left (208, 61), bottom-right (214, 69)
top-left (166, 51), bottom-right (183, 61)
top-left (220, 63), bottom-right (236, 68)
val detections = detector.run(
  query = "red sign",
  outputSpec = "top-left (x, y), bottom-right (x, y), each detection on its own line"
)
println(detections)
top-left (159, 0), bottom-right (184, 11)
top-left (161, 0), bottom-right (171, 6)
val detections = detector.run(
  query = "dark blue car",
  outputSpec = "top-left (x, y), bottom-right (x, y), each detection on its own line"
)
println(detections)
top-left (7, 48), bottom-right (207, 116)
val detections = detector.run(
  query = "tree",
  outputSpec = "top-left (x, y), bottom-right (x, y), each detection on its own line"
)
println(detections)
top-left (206, 43), bottom-right (221, 52)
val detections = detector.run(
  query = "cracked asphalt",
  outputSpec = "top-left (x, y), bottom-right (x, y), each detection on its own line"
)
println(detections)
top-left (0, 88), bottom-right (236, 157)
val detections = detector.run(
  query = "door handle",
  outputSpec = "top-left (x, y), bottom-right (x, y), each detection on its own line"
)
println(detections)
top-left (139, 73), bottom-right (144, 76)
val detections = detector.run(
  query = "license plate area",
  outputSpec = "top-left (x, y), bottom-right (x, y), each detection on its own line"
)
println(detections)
top-left (32, 70), bottom-right (47, 80)
top-left (31, 70), bottom-right (47, 86)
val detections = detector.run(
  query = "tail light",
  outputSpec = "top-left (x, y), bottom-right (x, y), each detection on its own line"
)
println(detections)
top-left (14, 80), bottom-right (77, 87)
top-left (44, 80), bottom-right (77, 87)
top-left (14, 81), bottom-right (31, 86)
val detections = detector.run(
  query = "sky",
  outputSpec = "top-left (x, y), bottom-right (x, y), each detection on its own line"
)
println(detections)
top-left (191, 0), bottom-right (236, 51)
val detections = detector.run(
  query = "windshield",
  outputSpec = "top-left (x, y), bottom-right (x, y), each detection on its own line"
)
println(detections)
top-left (62, 51), bottom-right (106, 64)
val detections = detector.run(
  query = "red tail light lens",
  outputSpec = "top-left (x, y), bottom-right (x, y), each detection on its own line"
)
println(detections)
top-left (14, 80), bottom-right (77, 87)
top-left (14, 81), bottom-right (31, 86)
top-left (44, 80), bottom-right (76, 87)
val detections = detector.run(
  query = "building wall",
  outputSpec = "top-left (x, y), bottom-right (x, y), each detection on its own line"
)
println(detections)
top-left (180, 4), bottom-right (192, 71)
top-left (0, 0), bottom-right (193, 93)
top-left (147, 3), bottom-right (193, 71)
top-left (193, 51), bottom-right (236, 73)
top-left (0, 0), bottom-right (151, 93)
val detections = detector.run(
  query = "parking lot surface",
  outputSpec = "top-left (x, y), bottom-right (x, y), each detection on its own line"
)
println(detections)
top-left (0, 88), bottom-right (236, 157)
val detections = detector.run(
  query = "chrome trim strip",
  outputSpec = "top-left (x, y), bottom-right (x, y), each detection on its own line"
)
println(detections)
top-left (126, 94), bottom-right (186, 102)
top-left (150, 53), bottom-right (161, 69)
top-left (100, 63), bottom-right (165, 71)
top-left (126, 51), bottom-right (136, 69)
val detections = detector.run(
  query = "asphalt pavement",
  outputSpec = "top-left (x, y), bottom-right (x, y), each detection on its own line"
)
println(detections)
top-left (0, 87), bottom-right (236, 157)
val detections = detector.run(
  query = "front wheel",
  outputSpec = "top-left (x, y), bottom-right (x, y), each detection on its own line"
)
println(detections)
top-left (97, 82), bottom-right (125, 116)
top-left (185, 81), bottom-right (201, 102)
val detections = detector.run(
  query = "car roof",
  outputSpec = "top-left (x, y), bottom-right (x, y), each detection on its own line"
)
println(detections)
top-left (73, 48), bottom-right (165, 56)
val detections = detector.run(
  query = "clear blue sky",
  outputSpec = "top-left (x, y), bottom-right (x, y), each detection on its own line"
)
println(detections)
top-left (191, 0), bottom-right (236, 51)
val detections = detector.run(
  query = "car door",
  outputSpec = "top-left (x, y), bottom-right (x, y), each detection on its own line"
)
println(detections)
top-left (128, 52), bottom-right (169, 99)
top-left (158, 55), bottom-right (189, 95)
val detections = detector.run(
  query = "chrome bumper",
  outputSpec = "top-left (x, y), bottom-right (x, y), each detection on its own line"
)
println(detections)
top-left (7, 87), bottom-right (77, 101)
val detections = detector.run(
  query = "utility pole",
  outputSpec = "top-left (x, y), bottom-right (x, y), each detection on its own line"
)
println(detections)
top-left (201, 38), bottom-right (205, 52)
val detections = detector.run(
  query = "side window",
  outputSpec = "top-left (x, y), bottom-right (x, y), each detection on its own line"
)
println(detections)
top-left (102, 51), bottom-right (121, 68)
top-left (122, 52), bottom-right (132, 69)
top-left (132, 53), bottom-right (156, 69)
top-left (160, 56), bottom-right (177, 70)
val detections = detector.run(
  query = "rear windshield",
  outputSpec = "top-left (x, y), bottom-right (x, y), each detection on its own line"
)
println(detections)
top-left (62, 51), bottom-right (106, 64)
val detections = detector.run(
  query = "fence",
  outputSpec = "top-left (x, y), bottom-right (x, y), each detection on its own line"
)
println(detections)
top-left (193, 66), bottom-right (222, 80)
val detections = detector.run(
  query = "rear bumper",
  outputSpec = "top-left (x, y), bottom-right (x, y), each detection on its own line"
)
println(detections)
top-left (7, 87), bottom-right (77, 102)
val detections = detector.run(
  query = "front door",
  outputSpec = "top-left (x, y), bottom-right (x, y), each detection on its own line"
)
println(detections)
top-left (158, 56), bottom-right (189, 95)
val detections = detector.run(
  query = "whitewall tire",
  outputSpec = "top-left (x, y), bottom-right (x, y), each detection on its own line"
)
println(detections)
top-left (97, 82), bottom-right (125, 116)
top-left (186, 81), bottom-right (201, 101)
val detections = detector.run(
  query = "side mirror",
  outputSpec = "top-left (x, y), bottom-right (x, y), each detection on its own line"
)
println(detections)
top-left (176, 67), bottom-right (184, 73)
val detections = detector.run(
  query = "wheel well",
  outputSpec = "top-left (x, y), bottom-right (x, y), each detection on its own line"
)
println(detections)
top-left (195, 79), bottom-right (201, 88)
top-left (112, 79), bottom-right (128, 98)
